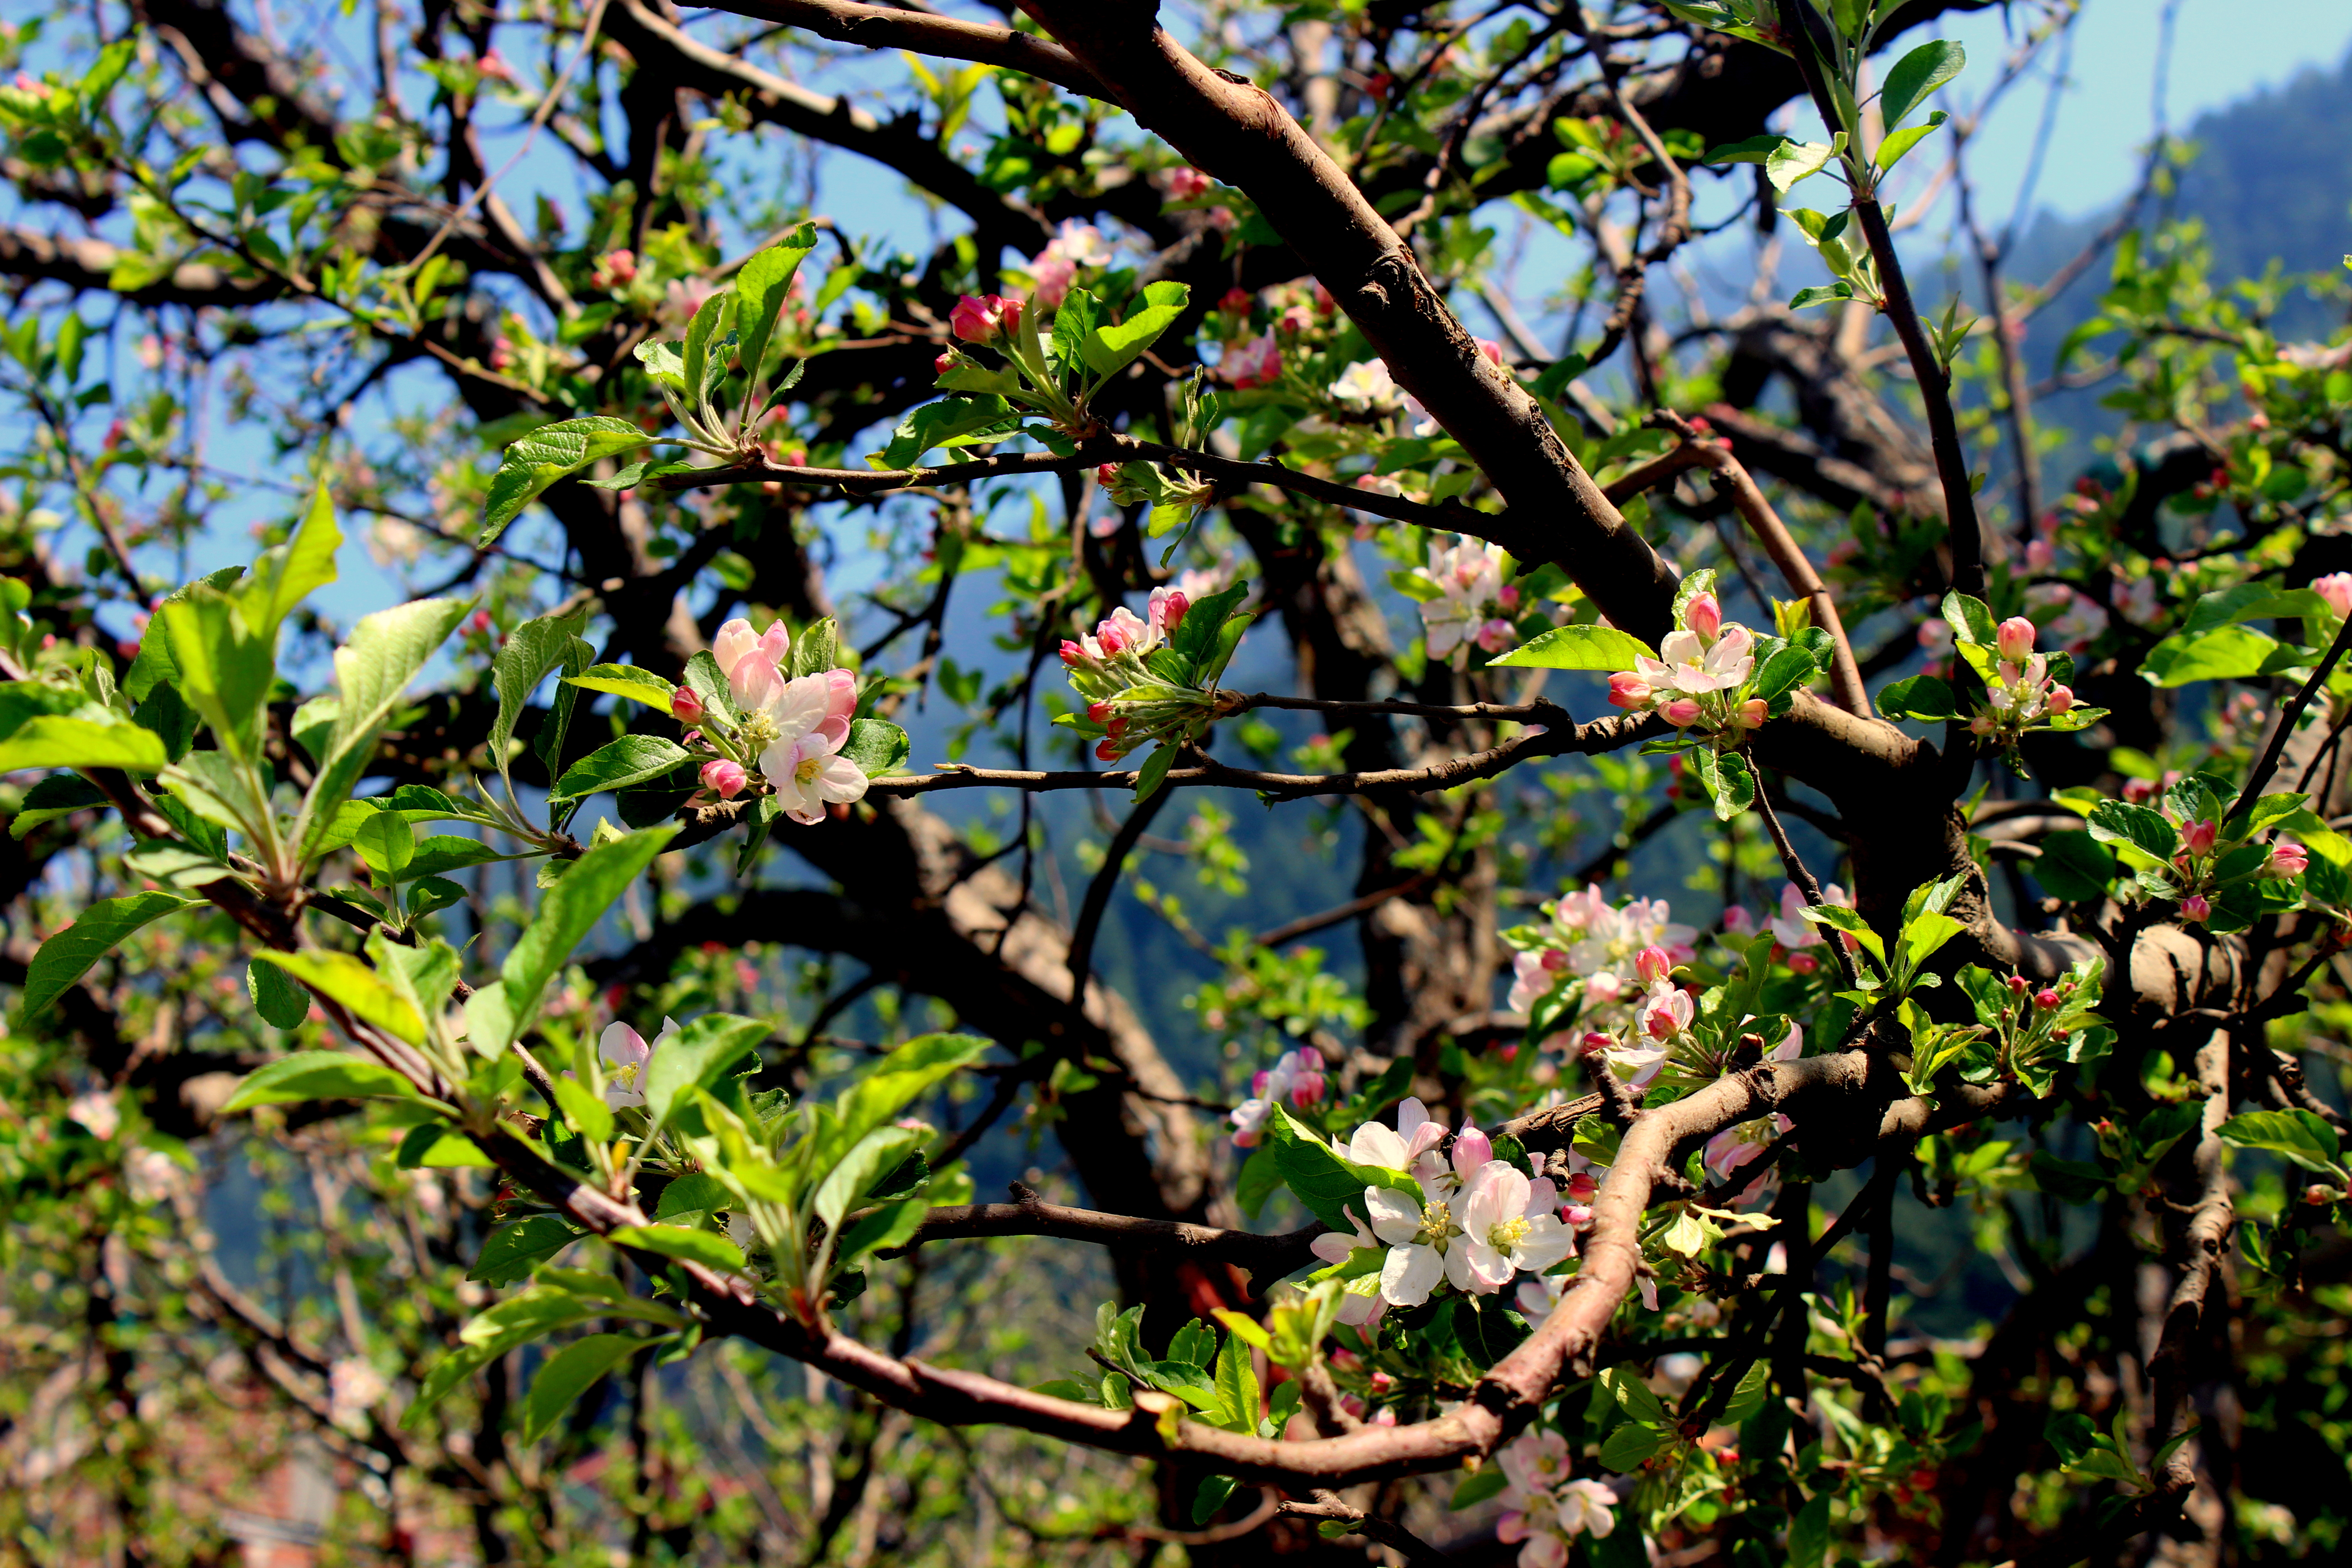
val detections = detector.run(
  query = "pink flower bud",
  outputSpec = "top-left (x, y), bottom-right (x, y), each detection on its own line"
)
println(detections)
top-left (1659, 697), bottom-right (1704, 727)
top-left (1685, 592), bottom-right (1723, 640)
top-left (1166, 167), bottom-right (1213, 200)
top-left (2314, 572), bottom-right (2352, 619)
top-left (934, 351), bottom-right (954, 375)
top-left (2271, 840), bottom-right (2310, 877)
top-left (1634, 945), bottom-right (1673, 985)
top-left (1566, 1171), bottom-right (1598, 1201)
top-left (1097, 464), bottom-right (1120, 486)
top-left (1787, 951), bottom-right (1819, 975)
top-left (1095, 737), bottom-right (1122, 761)
top-left (2181, 819), bottom-right (2217, 856)
top-left (2180, 895), bottom-right (2211, 924)
top-left (1451, 1122), bottom-right (1493, 1177)
top-left (2007, 973), bottom-right (2030, 995)
top-left (2047, 684), bottom-right (2075, 714)
top-left (950, 294), bottom-right (1012, 344)
top-left (700, 759), bottom-right (746, 799)
top-left (1095, 621), bottom-right (1126, 655)
top-left (1059, 640), bottom-right (1086, 666)
top-left (1579, 1032), bottom-right (1612, 1058)
top-left (1540, 948), bottom-right (1569, 971)
top-left (1996, 616), bottom-right (2037, 662)
top-left (1737, 697), bottom-right (1768, 730)
top-left (1606, 672), bottom-right (1651, 710)
top-left (671, 688), bottom-right (705, 723)
top-left (2122, 779), bottom-right (2155, 804)
top-left (1290, 1072), bottom-right (1326, 1107)
top-left (2034, 987), bottom-right (2063, 1009)
top-left (1158, 589), bottom-right (1190, 631)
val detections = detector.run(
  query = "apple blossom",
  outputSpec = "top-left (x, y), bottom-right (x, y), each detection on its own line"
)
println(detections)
top-left (598, 1017), bottom-right (680, 1108)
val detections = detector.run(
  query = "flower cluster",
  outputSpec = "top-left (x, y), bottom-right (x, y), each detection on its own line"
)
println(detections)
top-left (1059, 582), bottom-right (1251, 766)
top-left (1604, 587), bottom-right (1766, 745)
top-left (1952, 959), bottom-right (2109, 1098)
top-left (2137, 780), bottom-right (2312, 926)
top-left (1318, 1099), bottom-right (1577, 1311)
top-left (1227, 1047), bottom-right (1328, 1147)
top-left (688, 618), bottom-right (869, 824)
top-left (1504, 885), bottom-right (1696, 1042)
top-left (1057, 589), bottom-right (1218, 762)
top-left (1411, 537), bottom-right (1521, 662)
top-left (1496, 1430), bottom-right (1620, 1567)
top-left (1964, 615), bottom-right (2077, 746)
top-left (1023, 219), bottom-right (1109, 310)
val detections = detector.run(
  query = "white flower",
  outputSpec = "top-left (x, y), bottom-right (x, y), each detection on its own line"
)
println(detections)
top-left (68, 1091), bottom-right (118, 1141)
top-left (1500, 1429), bottom-right (1575, 1493)
top-left (1657, 624), bottom-right (1755, 694)
top-left (1332, 358), bottom-right (1401, 412)
top-left (1339, 1095), bottom-right (1447, 1174)
top-left (599, 1017), bottom-right (679, 1108)
top-left (733, 663), bottom-right (870, 825)
top-left (329, 1358), bottom-right (387, 1430)
top-left (1365, 1170), bottom-right (1461, 1306)
top-left (1230, 1048), bottom-right (1328, 1147)
top-left (1554, 1479), bottom-right (1617, 1538)
top-left (1456, 1163), bottom-right (1575, 1292)
top-left (1514, 1269), bottom-right (1569, 1324)
top-left (124, 1147), bottom-right (186, 1204)
top-left (1414, 537), bottom-right (1509, 661)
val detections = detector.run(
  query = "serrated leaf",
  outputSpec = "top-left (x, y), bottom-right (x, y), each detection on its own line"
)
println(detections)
top-left (523, 1333), bottom-right (643, 1440)
top-left (548, 735), bottom-right (693, 803)
top-left (479, 417), bottom-right (656, 545)
top-left (608, 1223), bottom-right (745, 1271)
top-left (469, 1215), bottom-right (582, 1285)
top-left (1486, 622), bottom-right (1656, 671)
top-left (1881, 39), bottom-right (1966, 127)
top-left (1083, 281), bottom-right (1191, 380)
top-left (19, 891), bottom-right (193, 1020)
top-left (565, 664), bottom-right (678, 709)
top-left (841, 717), bottom-right (908, 778)
top-left (2216, 1109), bottom-right (2342, 1173)
top-left (221, 1049), bottom-right (425, 1111)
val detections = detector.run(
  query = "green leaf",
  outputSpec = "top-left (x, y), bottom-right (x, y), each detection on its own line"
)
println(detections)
top-left (877, 397), bottom-right (1018, 470)
top-left (1788, 1494), bottom-right (1831, 1568)
top-left (524, 1333), bottom-right (643, 1441)
top-left (840, 717), bottom-right (909, 778)
top-left (1267, 1105), bottom-right (1421, 1232)
top-left (469, 1215), bottom-right (583, 1285)
top-left (257, 950), bottom-right (431, 1044)
top-left (490, 604), bottom-right (592, 796)
top-left (2033, 831), bottom-right (2116, 902)
top-left (2216, 1109), bottom-right (2342, 1173)
top-left (1190, 1474), bottom-right (1241, 1526)
top-left (2140, 625), bottom-right (2297, 687)
top-left (682, 289), bottom-right (736, 415)
top-left (641, 1013), bottom-right (770, 1131)
top-left (1940, 591), bottom-right (1997, 647)
top-left (239, 480), bottom-right (342, 645)
top-left (0, 713), bottom-right (167, 774)
top-left (480, 417), bottom-right (657, 545)
top-left (828, 1033), bottom-right (987, 1159)
top-left (734, 224), bottom-right (820, 410)
top-left (300, 597), bottom-right (477, 860)
top-left (1765, 139), bottom-right (1835, 192)
top-left (1703, 133), bottom-right (1787, 166)
top-left (1235, 1144), bottom-right (1284, 1220)
top-left (1211, 1326), bottom-right (1261, 1434)
top-left (489, 825), bottom-right (680, 1052)
top-left (1083, 281), bottom-right (1191, 380)
top-left (1132, 741), bottom-right (1178, 802)
top-left (353, 811), bottom-right (416, 885)
top-left (1487, 622), bottom-right (1656, 671)
top-left (608, 1223), bottom-right (746, 1272)
top-left (1599, 1421), bottom-right (1666, 1470)
top-left (1880, 39), bottom-right (1967, 127)
top-left (549, 735), bottom-right (693, 803)
top-left (1877, 673), bottom-right (1956, 722)
top-left (815, 1125), bottom-right (923, 1231)
top-left (248, 956), bottom-right (312, 1030)
top-left (1788, 284), bottom-right (1854, 311)
top-left (396, 1122), bottom-right (495, 1167)
top-left (1875, 109), bottom-right (1948, 171)
top-left (19, 891), bottom-right (193, 1020)
top-left (654, 1172), bottom-right (731, 1219)
top-left (565, 664), bottom-right (678, 709)
top-left (221, 1049), bottom-right (425, 1111)
top-left (2087, 799), bottom-right (2180, 863)
top-left (1450, 1468), bottom-right (1509, 1510)
top-left (1707, 749), bottom-right (1757, 820)
top-left (553, 1075), bottom-right (616, 1142)
top-left (154, 587), bottom-right (274, 758)
top-left (1752, 644), bottom-right (1820, 703)
top-left (1801, 903), bottom-right (1886, 965)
